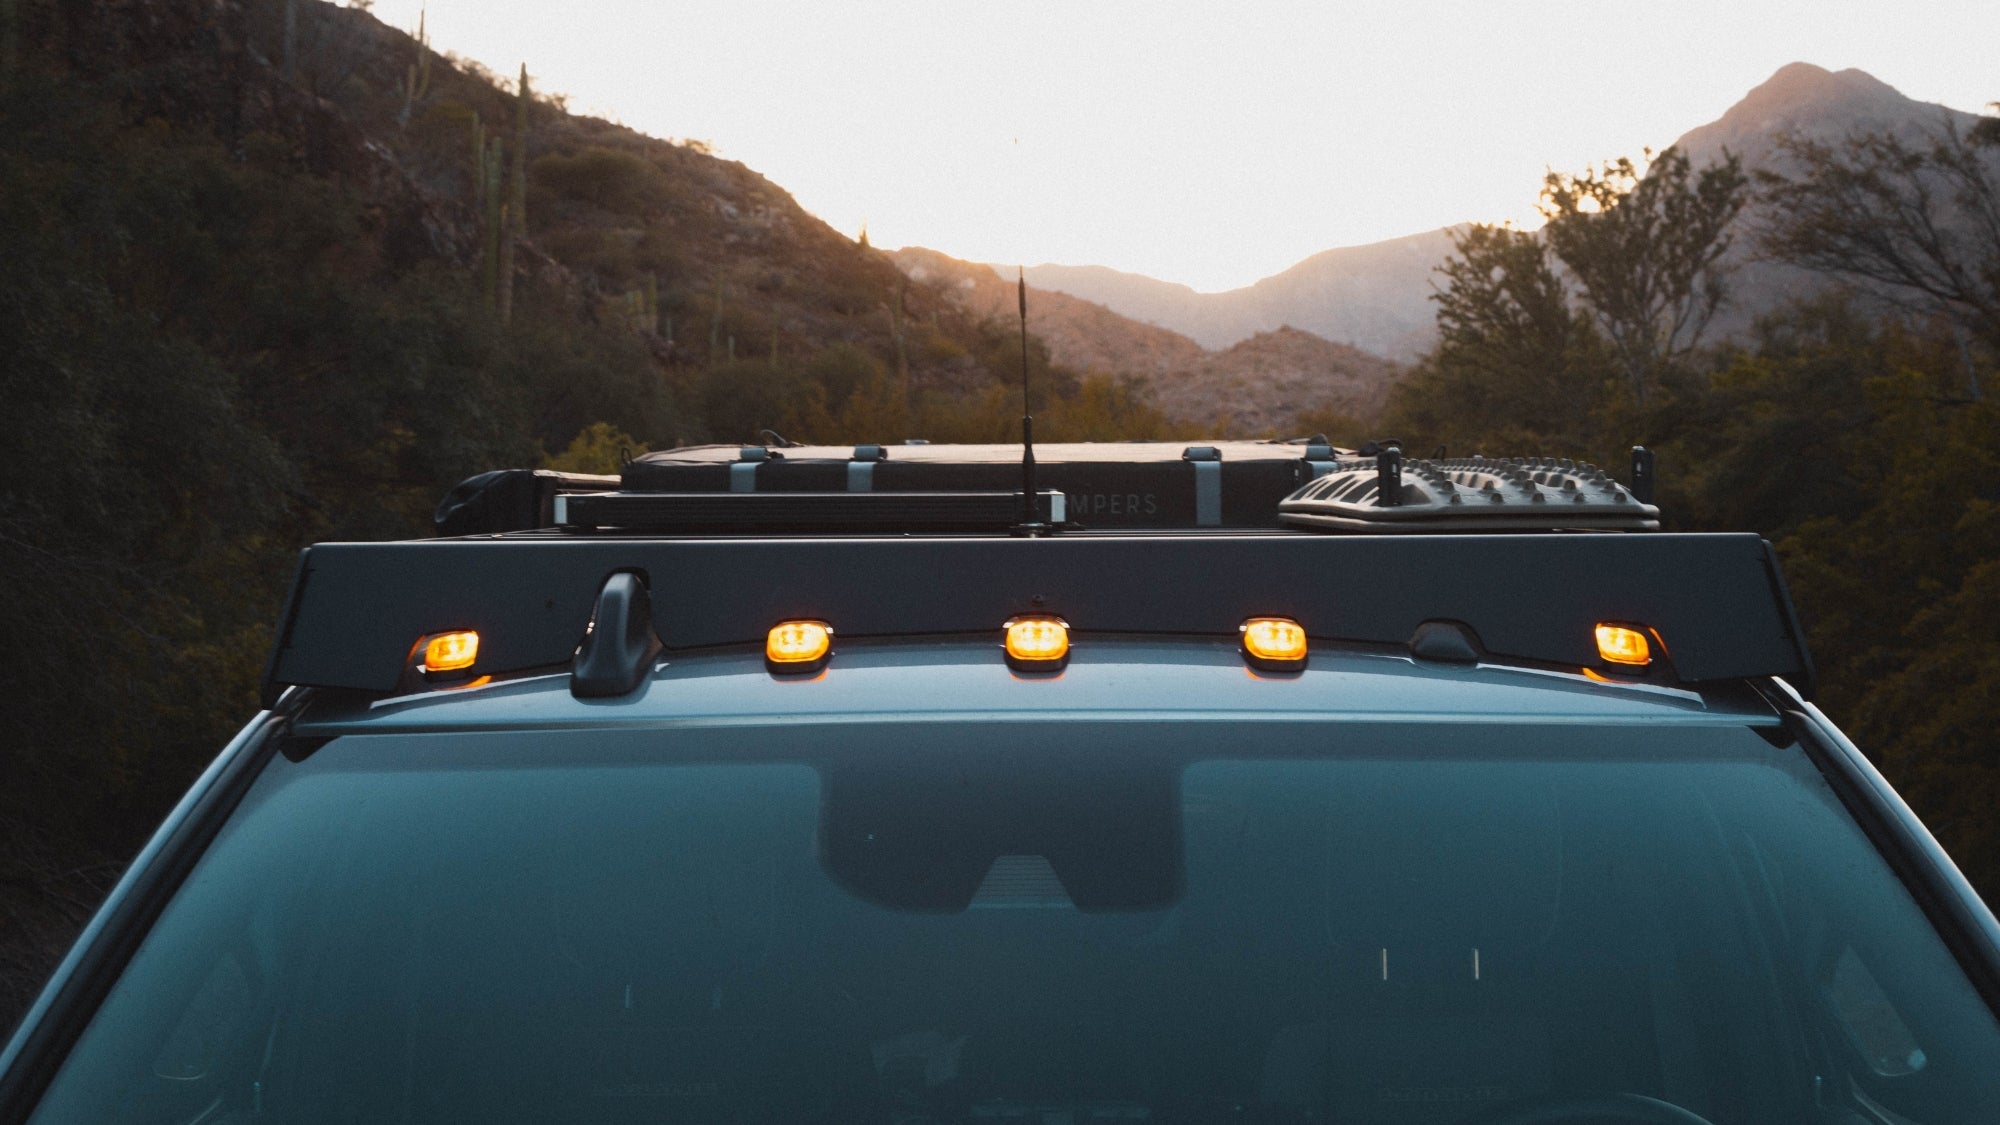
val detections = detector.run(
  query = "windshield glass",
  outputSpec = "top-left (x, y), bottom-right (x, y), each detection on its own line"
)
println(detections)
top-left (30, 721), bottom-right (2000, 1125)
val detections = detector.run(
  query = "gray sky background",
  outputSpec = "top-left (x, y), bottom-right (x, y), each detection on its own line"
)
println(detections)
top-left (365, 0), bottom-right (2000, 291)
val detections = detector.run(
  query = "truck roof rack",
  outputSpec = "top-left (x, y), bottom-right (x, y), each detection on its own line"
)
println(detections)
top-left (263, 531), bottom-right (1813, 704)
top-left (434, 442), bottom-right (1662, 537)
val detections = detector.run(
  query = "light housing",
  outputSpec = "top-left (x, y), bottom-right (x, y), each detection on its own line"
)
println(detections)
top-left (1241, 616), bottom-right (1309, 672)
top-left (1004, 615), bottom-right (1070, 673)
top-left (1594, 623), bottom-right (1652, 667)
top-left (419, 630), bottom-right (480, 677)
top-left (766, 620), bottom-right (833, 674)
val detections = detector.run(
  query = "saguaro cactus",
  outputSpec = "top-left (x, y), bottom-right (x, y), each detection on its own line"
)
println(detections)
top-left (397, 9), bottom-right (432, 128)
top-left (282, 0), bottom-right (297, 83)
top-left (1, 0), bottom-right (20, 86)
top-left (498, 65), bottom-right (529, 325)
top-left (890, 274), bottom-right (909, 394)
top-left (470, 113), bottom-right (486, 210)
top-left (480, 133), bottom-right (504, 311)
top-left (709, 278), bottom-right (724, 363)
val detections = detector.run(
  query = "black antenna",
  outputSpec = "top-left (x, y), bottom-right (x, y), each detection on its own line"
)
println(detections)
top-left (1016, 267), bottom-right (1043, 533)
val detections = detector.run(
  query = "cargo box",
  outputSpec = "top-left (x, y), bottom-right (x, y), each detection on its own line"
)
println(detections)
top-left (620, 440), bottom-right (1345, 529)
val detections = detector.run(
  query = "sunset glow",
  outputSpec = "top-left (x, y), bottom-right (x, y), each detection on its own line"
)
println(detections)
top-left (366, 0), bottom-right (1998, 292)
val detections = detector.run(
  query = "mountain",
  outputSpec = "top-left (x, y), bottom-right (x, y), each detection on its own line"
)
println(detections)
top-left (1673, 62), bottom-right (1972, 167)
top-left (893, 248), bottom-right (1400, 431)
top-left (1018, 228), bottom-right (1456, 362)
top-left (1669, 62), bottom-right (1986, 340)
top-left (1012, 63), bottom-right (1990, 361)
top-left (892, 247), bottom-right (1207, 379)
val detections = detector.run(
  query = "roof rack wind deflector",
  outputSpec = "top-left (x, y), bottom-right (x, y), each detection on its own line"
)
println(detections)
top-left (571, 572), bottom-right (663, 699)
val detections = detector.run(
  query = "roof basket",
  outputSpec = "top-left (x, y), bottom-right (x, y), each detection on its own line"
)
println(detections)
top-left (1280, 455), bottom-right (1660, 533)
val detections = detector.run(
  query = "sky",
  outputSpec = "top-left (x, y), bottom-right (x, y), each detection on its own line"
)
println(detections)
top-left (366, 0), bottom-right (1998, 293)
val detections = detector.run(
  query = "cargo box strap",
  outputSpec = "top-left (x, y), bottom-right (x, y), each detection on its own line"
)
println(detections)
top-left (732, 446), bottom-right (776, 494)
top-left (1183, 446), bottom-right (1223, 526)
top-left (848, 445), bottom-right (885, 492)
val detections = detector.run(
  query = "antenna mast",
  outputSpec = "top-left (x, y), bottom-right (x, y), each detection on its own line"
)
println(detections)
top-left (1016, 267), bottom-right (1043, 533)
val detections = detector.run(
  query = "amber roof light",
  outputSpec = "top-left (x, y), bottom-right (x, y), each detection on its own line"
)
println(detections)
top-left (420, 630), bottom-right (480, 676)
top-left (1241, 617), bottom-right (1308, 673)
top-left (1004, 616), bottom-right (1070, 673)
top-left (766, 620), bottom-right (833, 674)
top-left (1594, 623), bottom-right (1652, 667)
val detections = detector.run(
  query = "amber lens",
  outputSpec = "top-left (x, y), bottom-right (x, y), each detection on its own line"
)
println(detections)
top-left (1005, 617), bottom-right (1070, 664)
top-left (766, 621), bottom-right (833, 665)
top-left (1594, 623), bottom-right (1652, 666)
top-left (1241, 617), bottom-right (1309, 664)
top-left (422, 631), bottom-right (480, 673)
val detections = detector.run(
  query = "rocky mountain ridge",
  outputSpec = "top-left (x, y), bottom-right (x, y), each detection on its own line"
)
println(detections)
top-left (892, 247), bottom-right (1398, 432)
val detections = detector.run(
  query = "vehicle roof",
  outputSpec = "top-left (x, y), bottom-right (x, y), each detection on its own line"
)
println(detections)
top-left (290, 636), bottom-right (1782, 738)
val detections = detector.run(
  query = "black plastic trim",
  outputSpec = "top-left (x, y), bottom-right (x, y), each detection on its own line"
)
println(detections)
top-left (570, 571), bottom-right (663, 698)
top-left (258, 550), bottom-right (313, 707)
top-left (1759, 541), bottom-right (1817, 700)
top-left (1761, 681), bottom-right (2000, 1016)
top-left (0, 708), bottom-right (296, 1118)
top-left (560, 490), bottom-right (1062, 533)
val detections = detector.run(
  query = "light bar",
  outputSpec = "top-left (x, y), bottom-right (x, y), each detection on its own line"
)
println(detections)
top-left (1004, 616), bottom-right (1070, 673)
top-left (1594, 623), bottom-right (1652, 667)
top-left (766, 620), bottom-right (833, 674)
top-left (1241, 616), bottom-right (1308, 672)
top-left (419, 630), bottom-right (480, 676)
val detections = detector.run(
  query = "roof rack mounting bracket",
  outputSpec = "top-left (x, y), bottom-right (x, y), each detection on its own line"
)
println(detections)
top-left (1377, 443), bottom-right (1404, 508)
top-left (571, 571), bottom-right (663, 699)
top-left (1410, 620), bottom-right (1484, 665)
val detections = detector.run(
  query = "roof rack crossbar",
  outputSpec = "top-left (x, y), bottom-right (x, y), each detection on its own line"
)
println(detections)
top-left (552, 490), bottom-right (1066, 533)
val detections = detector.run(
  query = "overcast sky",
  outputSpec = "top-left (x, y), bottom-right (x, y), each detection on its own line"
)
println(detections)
top-left (365, 0), bottom-right (1999, 292)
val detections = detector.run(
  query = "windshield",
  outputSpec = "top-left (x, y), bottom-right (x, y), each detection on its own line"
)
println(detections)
top-left (29, 721), bottom-right (2000, 1125)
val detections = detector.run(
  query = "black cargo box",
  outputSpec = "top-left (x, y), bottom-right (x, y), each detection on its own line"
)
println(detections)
top-left (620, 441), bottom-right (1347, 529)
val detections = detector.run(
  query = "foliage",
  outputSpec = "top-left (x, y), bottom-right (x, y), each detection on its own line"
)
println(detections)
top-left (543, 422), bottom-right (642, 475)
top-left (1384, 118), bottom-right (2000, 906)
top-left (1541, 146), bottom-right (1749, 403)
top-left (1757, 116), bottom-right (2000, 357)
top-left (1393, 250), bottom-right (2000, 904)
top-left (0, 0), bottom-right (1206, 1028)
top-left (1289, 406), bottom-right (1372, 449)
top-left (1384, 224), bottom-right (1611, 454)
top-left (0, 20), bottom-right (675, 939)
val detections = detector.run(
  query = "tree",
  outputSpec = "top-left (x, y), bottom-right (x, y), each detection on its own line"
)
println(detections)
top-left (1433, 223), bottom-right (1606, 418)
top-left (1757, 113), bottom-right (2000, 368)
top-left (1382, 223), bottom-right (1608, 454)
top-left (1541, 146), bottom-right (1748, 404)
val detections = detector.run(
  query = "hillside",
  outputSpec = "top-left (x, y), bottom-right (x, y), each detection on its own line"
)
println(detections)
top-left (0, 0), bottom-right (1175, 1031)
top-left (1017, 63), bottom-right (1992, 361)
top-left (1174, 327), bottom-right (1398, 433)
top-left (1019, 228), bottom-right (1455, 362)
top-left (894, 247), bottom-right (1400, 431)
top-left (891, 246), bottom-right (1207, 379)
